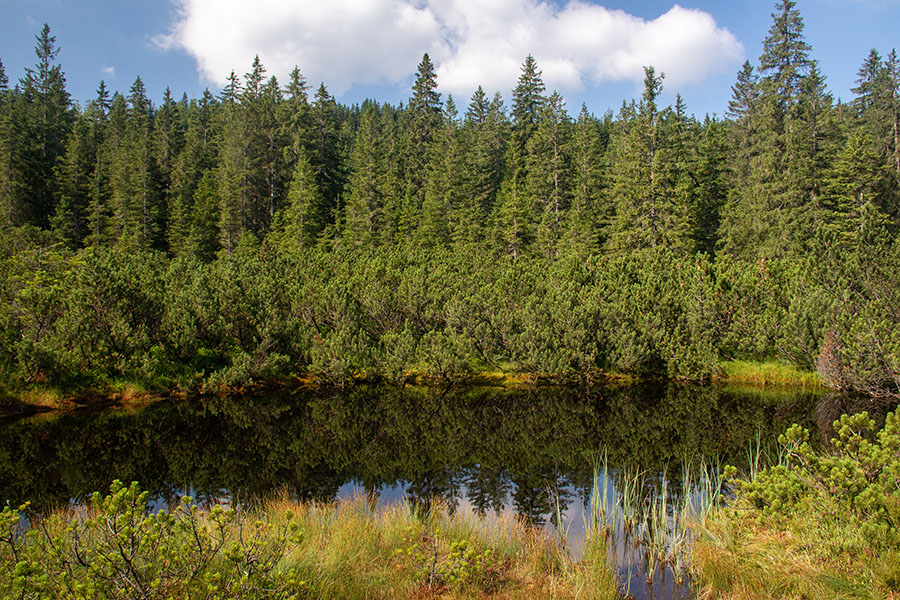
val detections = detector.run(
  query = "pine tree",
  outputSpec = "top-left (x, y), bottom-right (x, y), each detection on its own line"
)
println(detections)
top-left (526, 91), bottom-right (571, 256)
top-left (401, 54), bottom-right (442, 235)
top-left (608, 67), bottom-right (693, 253)
top-left (277, 150), bottom-right (325, 252)
top-left (17, 24), bottom-right (73, 227)
top-left (566, 104), bottom-right (607, 251)
top-left (343, 104), bottom-right (383, 246)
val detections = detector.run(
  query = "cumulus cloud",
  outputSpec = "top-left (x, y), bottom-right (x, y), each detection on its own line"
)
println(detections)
top-left (157, 0), bottom-right (743, 98)
top-left (102, 66), bottom-right (116, 78)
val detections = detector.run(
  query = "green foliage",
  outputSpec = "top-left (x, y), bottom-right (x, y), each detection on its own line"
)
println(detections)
top-left (737, 410), bottom-right (900, 550)
top-left (693, 410), bottom-right (900, 598)
top-left (1, 15), bottom-right (900, 398)
top-left (0, 480), bottom-right (304, 599)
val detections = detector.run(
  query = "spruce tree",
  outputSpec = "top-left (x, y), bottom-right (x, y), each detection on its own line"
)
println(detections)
top-left (526, 91), bottom-right (571, 256)
top-left (401, 54), bottom-right (442, 235)
top-left (458, 89), bottom-right (507, 242)
top-left (168, 89), bottom-right (217, 256)
top-left (308, 83), bottom-right (343, 226)
top-left (419, 96), bottom-right (460, 246)
top-left (153, 87), bottom-right (185, 247)
top-left (608, 67), bottom-right (693, 253)
top-left (17, 24), bottom-right (73, 227)
top-left (512, 55), bottom-right (546, 159)
top-left (343, 104), bottom-right (382, 246)
top-left (52, 111), bottom-right (95, 246)
top-left (719, 0), bottom-right (824, 259)
top-left (566, 104), bottom-right (607, 251)
top-left (85, 81), bottom-right (112, 247)
top-left (0, 58), bottom-right (13, 228)
top-left (107, 77), bottom-right (160, 249)
top-left (277, 150), bottom-right (326, 252)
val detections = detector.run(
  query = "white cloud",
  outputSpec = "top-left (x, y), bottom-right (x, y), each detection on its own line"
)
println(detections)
top-left (157, 0), bottom-right (743, 99)
top-left (102, 66), bottom-right (116, 78)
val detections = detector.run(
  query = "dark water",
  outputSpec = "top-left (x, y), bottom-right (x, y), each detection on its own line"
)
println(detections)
top-left (0, 383), bottom-right (892, 598)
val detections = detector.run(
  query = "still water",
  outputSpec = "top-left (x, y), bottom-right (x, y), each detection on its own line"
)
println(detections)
top-left (0, 383), bottom-right (890, 598)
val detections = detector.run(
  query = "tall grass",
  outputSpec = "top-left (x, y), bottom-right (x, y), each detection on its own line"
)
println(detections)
top-left (1, 482), bottom-right (620, 600)
top-left (717, 360), bottom-right (824, 388)
top-left (576, 454), bottom-right (728, 598)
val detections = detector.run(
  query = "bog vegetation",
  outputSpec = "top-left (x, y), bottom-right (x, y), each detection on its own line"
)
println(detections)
top-left (0, 480), bottom-right (619, 599)
top-left (1, 0), bottom-right (899, 400)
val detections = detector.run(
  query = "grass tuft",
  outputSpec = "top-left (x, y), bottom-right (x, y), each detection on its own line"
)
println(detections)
top-left (716, 360), bottom-right (824, 389)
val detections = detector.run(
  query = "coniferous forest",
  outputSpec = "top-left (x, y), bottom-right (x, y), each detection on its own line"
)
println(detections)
top-left (1, 0), bottom-right (899, 400)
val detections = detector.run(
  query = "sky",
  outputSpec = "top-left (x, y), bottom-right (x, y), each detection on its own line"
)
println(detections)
top-left (1, 0), bottom-right (898, 119)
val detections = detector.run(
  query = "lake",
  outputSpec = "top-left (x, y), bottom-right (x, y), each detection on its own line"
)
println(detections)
top-left (0, 382), bottom-right (891, 598)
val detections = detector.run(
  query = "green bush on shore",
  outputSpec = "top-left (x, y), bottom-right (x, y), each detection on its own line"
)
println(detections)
top-left (690, 410), bottom-right (900, 599)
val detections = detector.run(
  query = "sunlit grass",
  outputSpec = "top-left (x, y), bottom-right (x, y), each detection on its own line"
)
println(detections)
top-left (2, 488), bottom-right (620, 600)
top-left (716, 360), bottom-right (824, 389)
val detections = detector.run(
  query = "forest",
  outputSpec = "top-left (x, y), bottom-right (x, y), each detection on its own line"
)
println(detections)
top-left (0, 0), bottom-right (899, 400)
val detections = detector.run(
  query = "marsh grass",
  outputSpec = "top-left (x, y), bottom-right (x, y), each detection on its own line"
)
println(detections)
top-left (718, 360), bottom-right (822, 388)
top-left (717, 360), bottom-right (824, 389)
top-left (1, 483), bottom-right (620, 600)
top-left (577, 455), bottom-right (728, 598)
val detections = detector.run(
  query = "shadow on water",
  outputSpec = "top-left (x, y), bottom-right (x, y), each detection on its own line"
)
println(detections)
top-left (1, 382), bottom-right (895, 598)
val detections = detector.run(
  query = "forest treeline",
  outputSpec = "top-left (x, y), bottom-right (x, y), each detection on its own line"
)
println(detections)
top-left (0, 1), bottom-right (898, 397)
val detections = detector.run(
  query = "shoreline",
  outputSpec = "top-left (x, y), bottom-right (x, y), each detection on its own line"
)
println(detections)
top-left (0, 359), bottom-right (825, 418)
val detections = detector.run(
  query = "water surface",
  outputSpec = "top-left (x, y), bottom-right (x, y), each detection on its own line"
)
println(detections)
top-left (1, 383), bottom-right (889, 598)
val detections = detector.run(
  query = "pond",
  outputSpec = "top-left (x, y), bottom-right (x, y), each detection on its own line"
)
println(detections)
top-left (0, 383), bottom-right (891, 598)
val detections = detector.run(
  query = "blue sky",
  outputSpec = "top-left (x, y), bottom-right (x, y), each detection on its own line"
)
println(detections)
top-left (1, 1), bottom-right (898, 118)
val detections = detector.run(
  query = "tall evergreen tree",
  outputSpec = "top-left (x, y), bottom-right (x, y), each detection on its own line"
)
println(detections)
top-left (343, 104), bottom-right (383, 246)
top-left (152, 87), bottom-right (185, 247)
top-left (0, 58), bottom-right (13, 228)
top-left (276, 150), bottom-right (325, 252)
top-left (107, 77), bottom-right (160, 249)
top-left (84, 81), bottom-right (112, 247)
top-left (168, 89), bottom-right (217, 256)
top-left (850, 48), bottom-right (900, 222)
top-left (566, 104), bottom-right (607, 251)
top-left (719, 0), bottom-right (824, 259)
top-left (419, 96), bottom-right (461, 246)
top-left (458, 89), bottom-right (507, 242)
top-left (401, 54), bottom-right (442, 235)
top-left (308, 83), bottom-right (343, 226)
top-left (526, 91), bottom-right (572, 255)
top-left (608, 68), bottom-right (693, 253)
top-left (16, 24), bottom-right (73, 227)
top-left (512, 55), bottom-right (546, 160)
